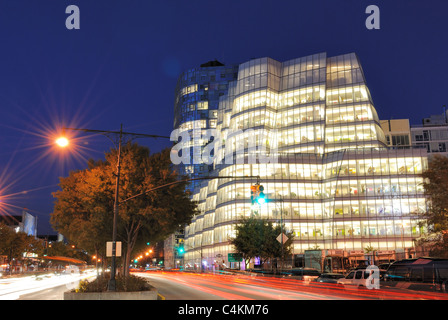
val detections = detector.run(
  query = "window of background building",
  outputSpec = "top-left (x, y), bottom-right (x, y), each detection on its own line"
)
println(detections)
top-left (391, 135), bottom-right (410, 146)
top-left (197, 101), bottom-right (208, 110)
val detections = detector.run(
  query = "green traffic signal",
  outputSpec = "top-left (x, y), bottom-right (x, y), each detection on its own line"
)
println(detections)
top-left (256, 185), bottom-right (265, 204)
top-left (256, 191), bottom-right (266, 204)
top-left (250, 184), bottom-right (266, 205)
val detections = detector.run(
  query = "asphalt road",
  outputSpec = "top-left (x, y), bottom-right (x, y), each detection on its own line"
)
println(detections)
top-left (18, 284), bottom-right (68, 300)
top-left (0, 271), bottom-right (96, 300)
top-left (134, 271), bottom-right (448, 301)
top-left (4, 270), bottom-right (448, 301)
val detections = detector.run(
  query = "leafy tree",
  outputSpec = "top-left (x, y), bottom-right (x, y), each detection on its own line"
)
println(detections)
top-left (51, 159), bottom-right (112, 261)
top-left (46, 241), bottom-right (71, 257)
top-left (230, 217), bottom-right (261, 269)
top-left (422, 155), bottom-right (448, 231)
top-left (419, 155), bottom-right (448, 257)
top-left (230, 216), bottom-right (293, 270)
top-left (44, 241), bottom-right (90, 262)
top-left (51, 143), bottom-right (197, 277)
top-left (262, 222), bottom-right (294, 269)
top-left (0, 222), bottom-right (44, 272)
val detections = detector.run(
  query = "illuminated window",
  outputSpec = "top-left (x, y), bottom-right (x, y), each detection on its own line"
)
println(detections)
top-left (180, 84), bottom-right (198, 96)
top-left (197, 101), bottom-right (208, 110)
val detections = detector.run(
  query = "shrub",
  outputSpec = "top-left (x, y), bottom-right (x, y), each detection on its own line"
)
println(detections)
top-left (76, 273), bottom-right (152, 292)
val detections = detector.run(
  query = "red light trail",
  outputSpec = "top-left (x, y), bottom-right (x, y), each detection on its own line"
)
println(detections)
top-left (135, 271), bottom-right (448, 300)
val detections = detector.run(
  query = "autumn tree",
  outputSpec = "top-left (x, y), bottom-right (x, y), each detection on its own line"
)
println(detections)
top-left (51, 143), bottom-right (197, 277)
top-left (45, 241), bottom-right (89, 262)
top-left (0, 222), bottom-right (44, 273)
top-left (51, 158), bottom-right (112, 262)
top-left (419, 155), bottom-right (448, 258)
top-left (230, 216), bottom-right (294, 271)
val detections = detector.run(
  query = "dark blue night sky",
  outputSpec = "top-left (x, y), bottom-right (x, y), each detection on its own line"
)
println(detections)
top-left (0, 0), bottom-right (446, 234)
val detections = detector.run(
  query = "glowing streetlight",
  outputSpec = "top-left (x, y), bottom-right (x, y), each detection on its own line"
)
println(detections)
top-left (55, 125), bottom-right (171, 292)
top-left (55, 137), bottom-right (69, 147)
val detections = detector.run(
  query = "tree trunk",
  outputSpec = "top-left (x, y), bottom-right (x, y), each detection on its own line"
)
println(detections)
top-left (124, 232), bottom-right (133, 278)
top-left (123, 219), bottom-right (142, 278)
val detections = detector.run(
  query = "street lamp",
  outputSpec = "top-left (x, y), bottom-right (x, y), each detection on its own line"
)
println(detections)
top-left (55, 131), bottom-right (263, 284)
top-left (55, 137), bottom-right (69, 147)
top-left (56, 124), bottom-right (169, 291)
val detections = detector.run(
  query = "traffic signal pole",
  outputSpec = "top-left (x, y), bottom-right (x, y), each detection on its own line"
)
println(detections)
top-left (120, 175), bottom-right (261, 204)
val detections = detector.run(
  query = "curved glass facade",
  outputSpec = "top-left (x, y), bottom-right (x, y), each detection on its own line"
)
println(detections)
top-left (178, 53), bottom-right (428, 270)
top-left (173, 61), bottom-right (239, 190)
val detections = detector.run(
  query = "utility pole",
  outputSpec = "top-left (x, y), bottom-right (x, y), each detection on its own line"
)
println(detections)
top-left (60, 125), bottom-right (170, 291)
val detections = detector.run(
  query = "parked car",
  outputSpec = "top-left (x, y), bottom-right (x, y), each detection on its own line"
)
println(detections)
top-left (337, 267), bottom-right (385, 289)
top-left (283, 268), bottom-right (321, 281)
top-left (384, 257), bottom-right (448, 293)
top-left (378, 262), bottom-right (393, 270)
top-left (314, 273), bottom-right (345, 284)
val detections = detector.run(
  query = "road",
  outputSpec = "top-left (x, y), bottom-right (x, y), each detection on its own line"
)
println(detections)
top-left (17, 283), bottom-right (70, 300)
top-left (0, 270), bottom-right (96, 300)
top-left (2, 270), bottom-right (447, 301)
top-left (134, 271), bottom-right (448, 300)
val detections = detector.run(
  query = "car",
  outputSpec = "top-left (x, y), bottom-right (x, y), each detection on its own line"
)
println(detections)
top-left (314, 273), bottom-right (345, 284)
top-left (283, 268), bottom-right (321, 281)
top-left (383, 257), bottom-right (448, 293)
top-left (145, 266), bottom-right (160, 271)
top-left (337, 267), bottom-right (385, 289)
top-left (378, 262), bottom-right (393, 270)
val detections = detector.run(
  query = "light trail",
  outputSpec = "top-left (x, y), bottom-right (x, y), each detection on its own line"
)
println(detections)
top-left (193, 276), bottom-right (333, 300)
top-left (0, 270), bottom-right (96, 300)
top-left (135, 271), bottom-right (448, 300)
top-left (140, 272), bottom-right (253, 300)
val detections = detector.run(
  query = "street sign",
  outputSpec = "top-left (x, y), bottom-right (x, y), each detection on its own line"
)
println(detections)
top-left (228, 253), bottom-right (242, 262)
top-left (276, 233), bottom-right (288, 244)
top-left (106, 241), bottom-right (122, 257)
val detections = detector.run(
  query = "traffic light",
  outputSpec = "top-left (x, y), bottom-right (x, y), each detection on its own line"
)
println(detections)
top-left (250, 184), bottom-right (266, 205)
top-left (256, 185), bottom-right (266, 204)
top-left (250, 185), bottom-right (258, 205)
top-left (178, 245), bottom-right (185, 255)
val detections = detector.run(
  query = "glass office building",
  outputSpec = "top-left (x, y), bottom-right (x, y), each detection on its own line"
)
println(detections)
top-left (177, 53), bottom-right (428, 270)
top-left (173, 60), bottom-right (239, 190)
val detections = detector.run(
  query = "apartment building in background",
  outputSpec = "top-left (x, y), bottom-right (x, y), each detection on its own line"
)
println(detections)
top-left (380, 119), bottom-right (412, 149)
top-left (410, 111), bottom-right (448, 156)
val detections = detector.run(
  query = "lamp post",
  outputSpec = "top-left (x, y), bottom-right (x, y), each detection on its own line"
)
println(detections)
top-left (109, 125), bottom-right (122, 291)
top-left (271, 196), bottom-right (286, 272)
top-left (56, 126), bottom-right (261, 288)
top-left (57, 124), bottom-right (169, 291)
